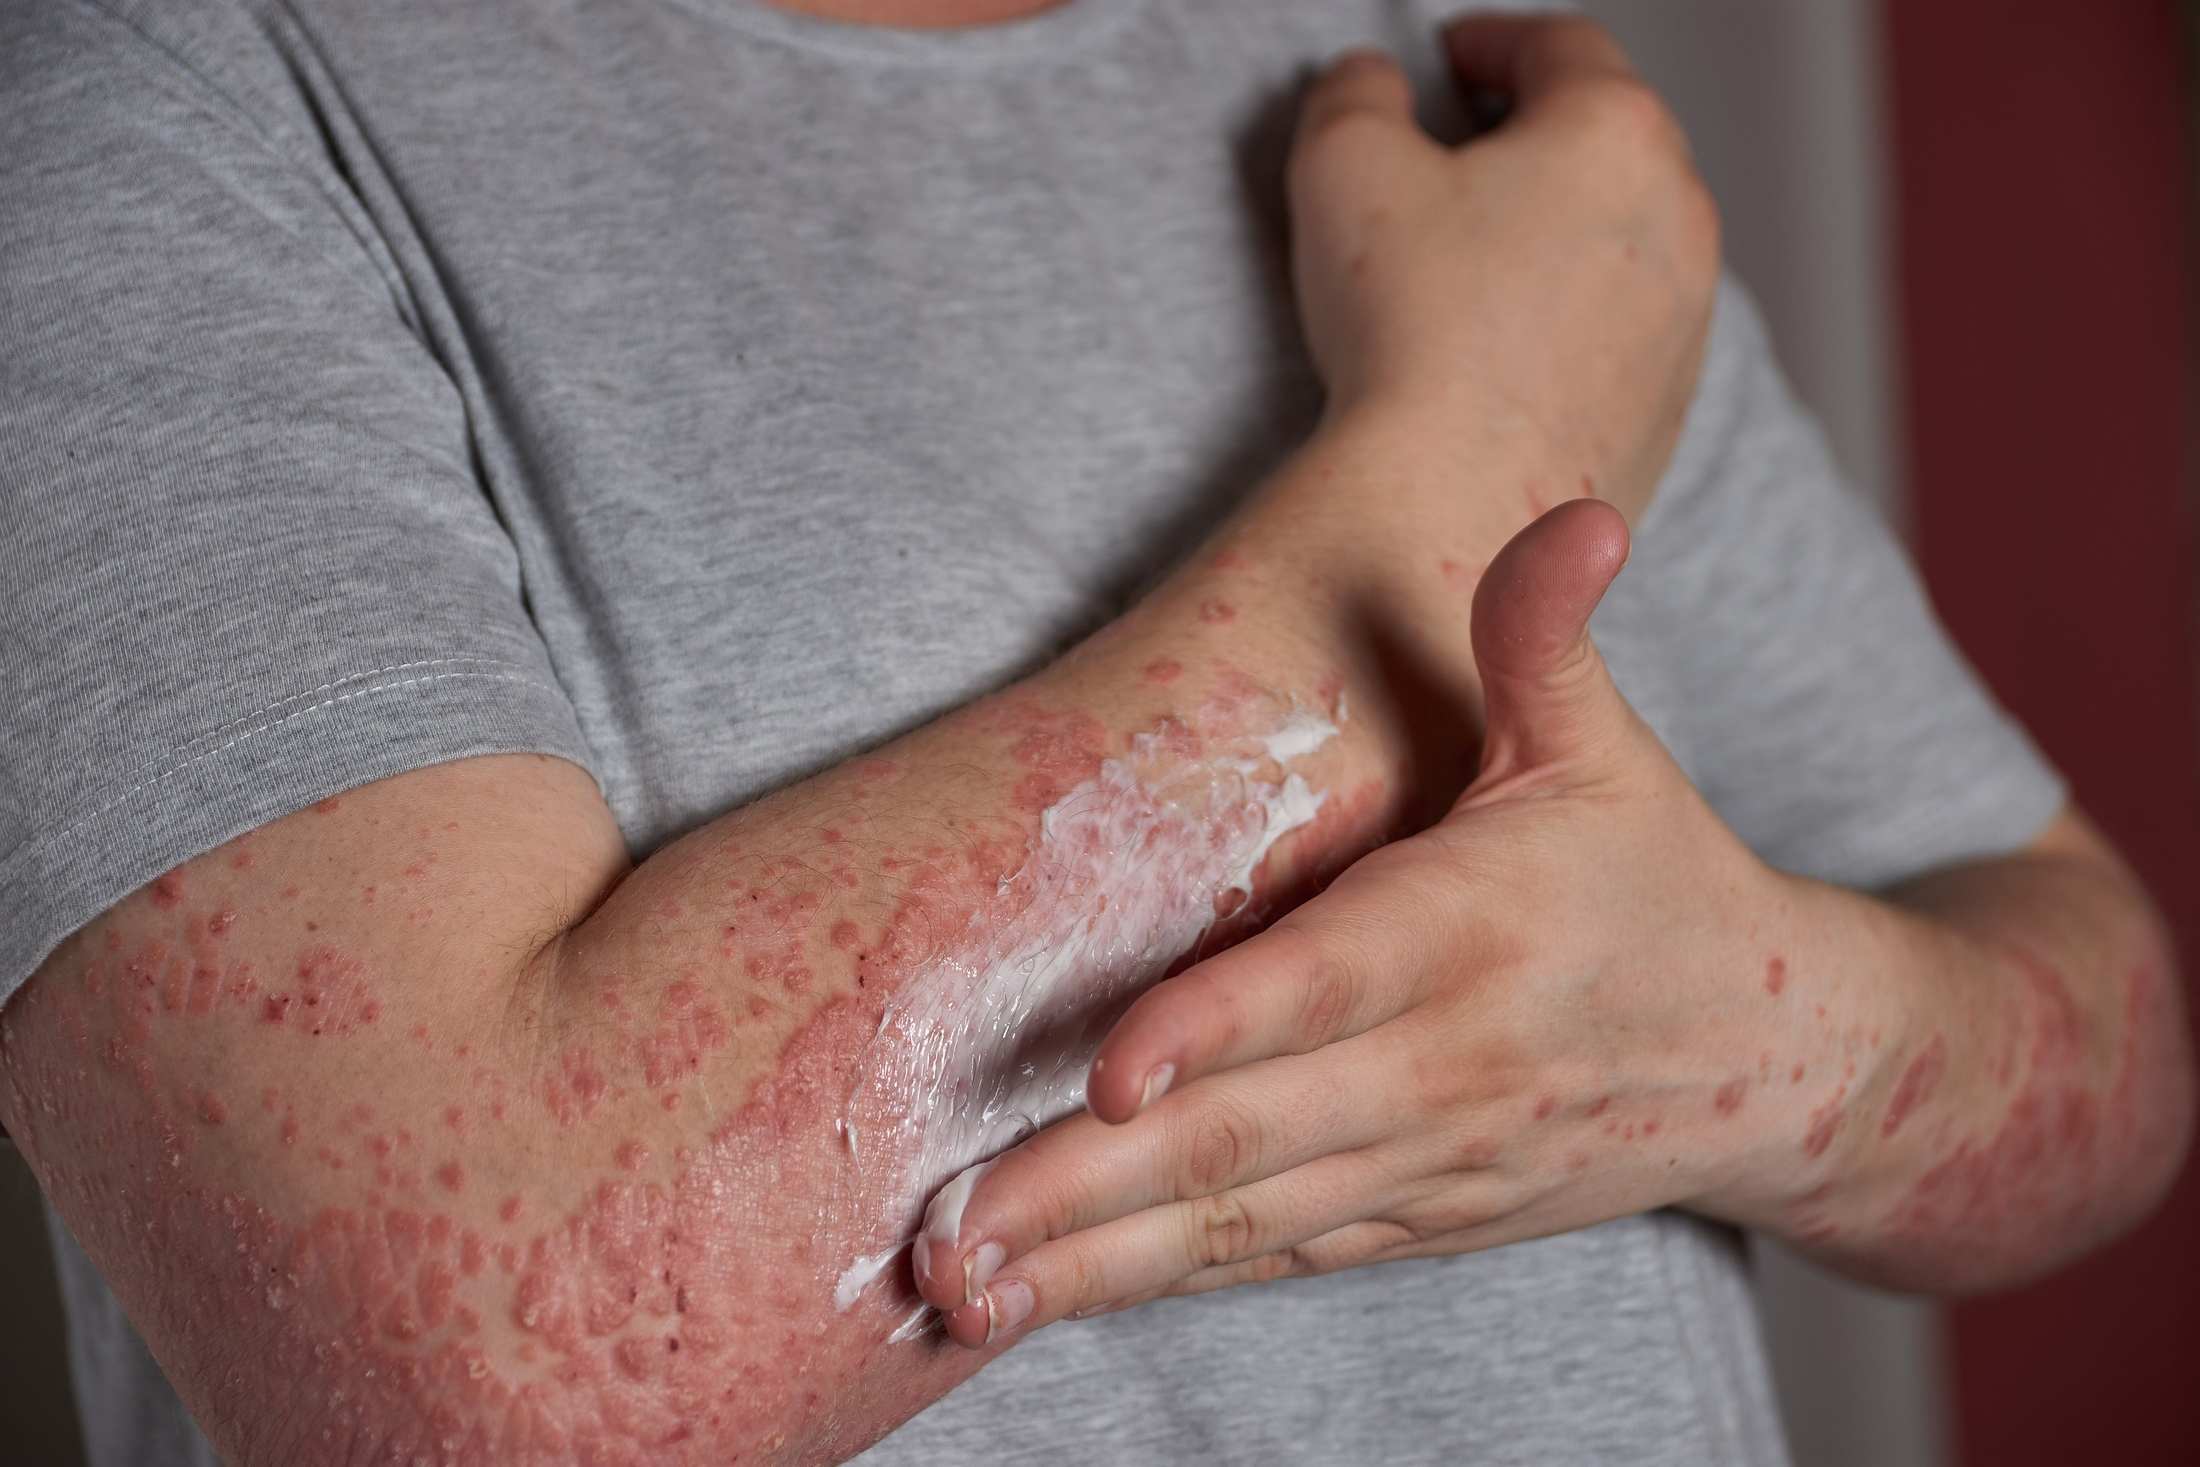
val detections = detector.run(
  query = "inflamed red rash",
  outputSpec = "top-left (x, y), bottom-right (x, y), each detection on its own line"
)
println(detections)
top-left (808, 689), bottom-right (1354, 1323)
top-left (1869, 946), bottom-right (2167, 1271)
top-left (7, 912), bottom-right (968, 1462)
top-left (1878, 1034), bottom-right (1946, 1139)
top-left (3, 678), bottom-right (1383, 1457)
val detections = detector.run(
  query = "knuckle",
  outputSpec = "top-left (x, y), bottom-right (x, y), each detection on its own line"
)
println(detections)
top-left (1537, 14), bottom-right (1620, 63)
top-left (1180, 965), bottom-right (1251, 1060)
top-left (1290, 105), bottom-right (1400, 183)
top-left (1577, 76), bottom-right (1684, 156)
top-left (993, 1142), bottom-right (1085, 1244)
top-left (1325, 48), bottom-right (1406, 88)
top-left (1287, 942), bottom-right (1358, 1051)
top-left (1187, 1191), bottom-right (1262, 1269)
top-left (1407, 1033), bottom-right (1486, 1117)
top-left (1179, 1097), bottom-right (1262, 1195)
top-left (1280, 1239), bottom-right (1339, 1278)
top-left (1060, 1241), bottom-right (1109, 1314)
top-left (1034, 1166), bottom-right (1096, 1244)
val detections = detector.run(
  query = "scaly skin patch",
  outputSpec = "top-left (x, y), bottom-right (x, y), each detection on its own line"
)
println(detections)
top-left (1, 668), bottom-right (1403, 1464)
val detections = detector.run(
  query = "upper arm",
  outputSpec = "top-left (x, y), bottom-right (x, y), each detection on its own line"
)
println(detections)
top-left (1625, 276), bottom-right (2068, 889)
top-left (0, 2), bottom-right (596, 1013)
top-left (0, 13), bottom-right (638, 1457)
top-left (0, 754), bottom-right (632, 1463)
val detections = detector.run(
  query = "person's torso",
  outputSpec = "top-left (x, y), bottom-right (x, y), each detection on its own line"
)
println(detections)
top-left (99, 1), bottom-right (1790, 1460)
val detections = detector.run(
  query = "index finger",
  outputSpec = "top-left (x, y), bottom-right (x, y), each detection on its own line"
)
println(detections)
top-left (1084, 847), bottom-right (1455, 1124)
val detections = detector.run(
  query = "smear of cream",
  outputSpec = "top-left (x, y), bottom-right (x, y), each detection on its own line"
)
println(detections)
top-left (831, 701), bottom-right (1340, 1320)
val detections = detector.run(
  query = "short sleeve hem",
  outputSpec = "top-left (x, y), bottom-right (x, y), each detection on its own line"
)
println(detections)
top-left (0, 659), bottom-right (598, 1008)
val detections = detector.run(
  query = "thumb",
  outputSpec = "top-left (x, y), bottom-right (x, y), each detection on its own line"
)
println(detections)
top-left (1469, 497), bottom-right (1633, 776)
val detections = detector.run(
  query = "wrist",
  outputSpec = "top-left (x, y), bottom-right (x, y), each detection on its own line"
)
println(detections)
top-left (1688, 868), bottom-right (1950, 1240)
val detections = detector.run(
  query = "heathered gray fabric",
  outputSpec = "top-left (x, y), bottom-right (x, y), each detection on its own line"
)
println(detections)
top-left (0, 1), bottom-right (2065, 1463)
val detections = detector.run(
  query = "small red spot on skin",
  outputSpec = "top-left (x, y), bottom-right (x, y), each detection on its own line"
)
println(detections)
top-left (1209, 548), bottom-right (1247, 572)
top-left (1197, 600), bottom-right (1236, 624)
top-left (442, 1105), bottom-right (467, 1134)
top-left (1881, 1034), bottom-right (1948, 1139)
top-left (1581, 472), bottom-right (1597, 497)
top-left (1803, 1087), bottom-right (1849, 1158)
top-left (208, 910), bottom-right (237, 936)
top-left (149, 873), bottom-right (184, 908)
top-left (196, 1092), bottom-right (227, 1125)
top-left (434, 1161), bottom-right (465, 1194)
top-left (1642, 1120), bottom-right (1660, 1137)
top-left (828, 920), bottom-right (860, 952)
top-left (1533, 1095), bottom-right (1557, 1121)
top-left (1791, 1064), bottom-right (1806, 1084)
top-left (262, 993), bottom-right (291, 1025)
top-left (229, 849), bottom-right (256, 871)
top-left (311, 796), bottom-right (342, 815)
top-left (1765, 957), bottom-right (1787, 996)
top-left (498, 1195), bottom-right (522, 1224)
top-left (1585, 1095), bottom-right (1613, 1118)
top-left (1142, 657), bottom-right (1184, 686)
top-left (279, 1113), bottom-right (300, 1146)
top-left (820, 828), bottom-right (844, 845)
top-left (1714, 1079), bottom-right (1748, 1116)
top-left (1438, 558), bottom-right (1471, 590)
top-left (615, 1139), bottom-right (650, 1171)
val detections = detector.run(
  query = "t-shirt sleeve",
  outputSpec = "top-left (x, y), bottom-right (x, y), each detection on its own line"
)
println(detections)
top-left (0, 4), bottom-right (598, 1005)
top-left (1622, 277), bottom-right (2067, 890)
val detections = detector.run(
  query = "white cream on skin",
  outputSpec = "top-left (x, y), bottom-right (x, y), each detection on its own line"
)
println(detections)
top-left (831, 703), bottom-right (1340, 1320)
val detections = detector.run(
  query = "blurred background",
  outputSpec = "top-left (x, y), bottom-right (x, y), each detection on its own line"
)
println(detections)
top-left (3, 1), bottom-right (2196, 1462)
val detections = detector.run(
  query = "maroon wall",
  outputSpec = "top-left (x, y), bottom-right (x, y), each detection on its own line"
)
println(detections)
top-left (1883, 2), bottom-right (2200, 1461)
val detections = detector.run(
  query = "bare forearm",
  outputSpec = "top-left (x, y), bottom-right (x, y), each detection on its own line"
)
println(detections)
top-left (1699, 816), bottom-right (2194, 1291)
top-left (0, 410), bottom-right (1538, 1463)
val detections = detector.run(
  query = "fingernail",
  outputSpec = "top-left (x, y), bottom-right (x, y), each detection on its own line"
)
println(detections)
top-left (965, 1240), bottom-right (1006, 1305)
top-left (1138, 1063), bottom-right (1175, 1113)
top-left (985, 1279), bottom-right (1035, 1343)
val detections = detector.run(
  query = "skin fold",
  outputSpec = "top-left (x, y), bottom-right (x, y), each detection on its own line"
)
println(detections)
top-left (0, 13), bottom-right (2189, 1465)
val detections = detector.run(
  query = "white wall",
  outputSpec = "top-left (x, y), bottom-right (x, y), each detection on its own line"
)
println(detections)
top-left (1572, 4), bottom-right (1946, 1466)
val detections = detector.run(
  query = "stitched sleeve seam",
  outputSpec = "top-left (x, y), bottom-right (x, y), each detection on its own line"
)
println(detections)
top-left (0, 664), bottom-right (564, 887)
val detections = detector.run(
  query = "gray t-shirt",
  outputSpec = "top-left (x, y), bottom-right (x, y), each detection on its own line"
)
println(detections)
top-left (0, 1), bottom-right (2063, 1464)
